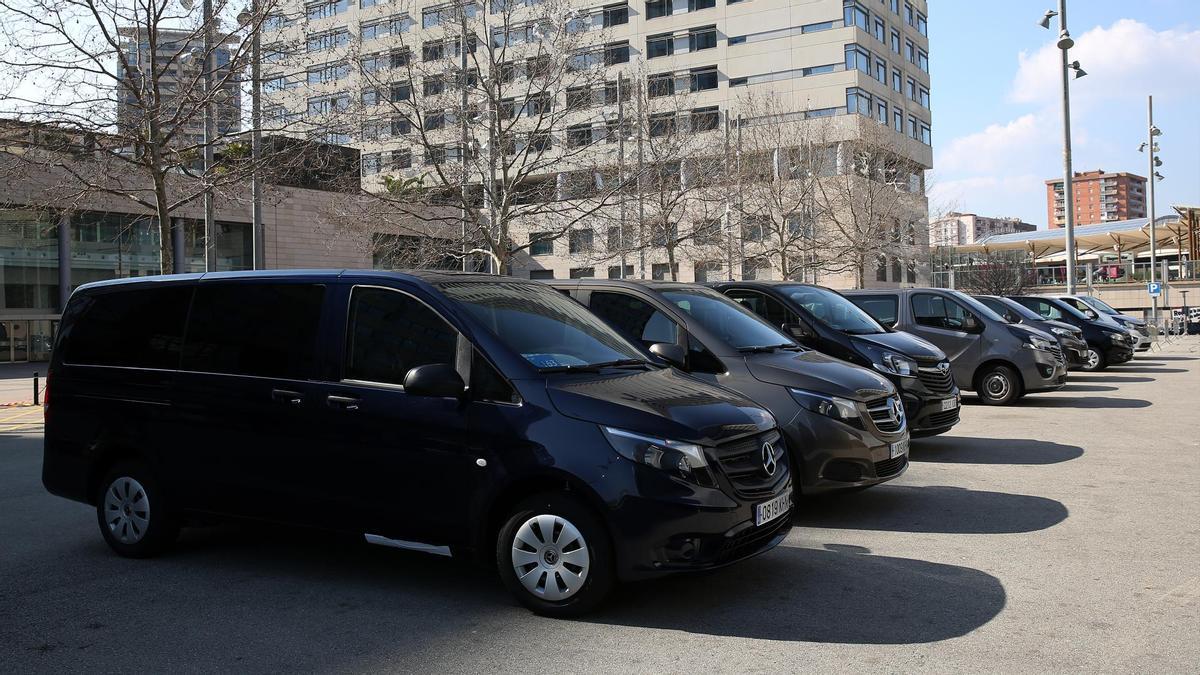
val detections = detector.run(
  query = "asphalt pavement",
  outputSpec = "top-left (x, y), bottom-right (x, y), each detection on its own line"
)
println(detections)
top-left (1, 339), bottom-right (1198, 673)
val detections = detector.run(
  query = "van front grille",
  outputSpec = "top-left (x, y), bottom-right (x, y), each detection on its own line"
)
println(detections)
top-left (711, 431), bottom-right (788, 499)
top-left (865, 396), bottom-right (905, 434)
top-left (874, 455), bottom-right (908, 478)
top-left (917, 365), bottom-right (955, 395)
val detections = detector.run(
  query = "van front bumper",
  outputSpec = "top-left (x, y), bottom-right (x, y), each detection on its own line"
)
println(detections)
top-left (1021, 349), bottom-right (1069, 393)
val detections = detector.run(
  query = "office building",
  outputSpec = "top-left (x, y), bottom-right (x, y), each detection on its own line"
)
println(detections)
top-left (1046, 170), bottom-right (1147, 229)
top-left (930, 212), bottom-right (1036, 247)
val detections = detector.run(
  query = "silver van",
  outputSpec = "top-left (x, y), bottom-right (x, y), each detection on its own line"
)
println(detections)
top-left (843, 288), bottom-right (1067, 405)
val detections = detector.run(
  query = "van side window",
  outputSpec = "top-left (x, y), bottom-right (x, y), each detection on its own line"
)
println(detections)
top-left (471, 349), bottom-right (517, 403)
top-left (912, 293), bottom-right (974, 331)
top-left (850, 295), bottom-right (898, 327)
top-left (345, 287), bottom-right (457, 385)
top-left (590, 291), bottom-right (680, 347)
top-left (726, 291), bottom-right (790, 327)
top-left (63, 285), bottom-right (192, 369)
top-left (183, 283), bottom-right (325, 379)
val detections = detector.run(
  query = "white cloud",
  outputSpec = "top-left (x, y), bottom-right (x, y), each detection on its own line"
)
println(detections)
top-left (936, 113), bottom-right (1044, 174)
top-left (1011, 19), bottom-right (1200, 107)
top-left (928, 174), bottom-right (1045, 223)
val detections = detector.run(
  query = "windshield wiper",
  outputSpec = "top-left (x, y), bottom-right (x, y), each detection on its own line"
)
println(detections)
top-left (539, 359), bottom-right (654, 374)
top-left (738, 344), bottom-right (799, 354)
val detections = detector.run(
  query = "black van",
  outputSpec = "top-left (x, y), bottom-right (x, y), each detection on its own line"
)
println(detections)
top-left (711, 281), bottom-right (960, 437)
top-left (1009, 295), bottom-right (1134, 371)
top-left (43, 271), bottom-right (794, 617)
top-left (549, 280), bottom-right (910, 494)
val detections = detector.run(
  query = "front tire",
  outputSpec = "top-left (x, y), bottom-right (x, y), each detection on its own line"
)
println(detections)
top-left (1081, 347), bottom-right (1108, 372)
top-left (496, 493), bottom-right (615, 617)
top-left (976, 365), bottom-right (1020, 406)
top-left (95, 460), bottom-right (180, 558)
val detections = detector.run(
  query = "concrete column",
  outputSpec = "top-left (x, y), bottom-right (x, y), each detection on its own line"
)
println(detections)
top-left (57, 212), bottom-right (71, 312)
top-left (172, 218), bottom-right (187, 274)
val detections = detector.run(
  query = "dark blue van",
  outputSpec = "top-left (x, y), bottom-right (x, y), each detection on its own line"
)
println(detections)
top-left (42, 271), bottom-right (794, 617)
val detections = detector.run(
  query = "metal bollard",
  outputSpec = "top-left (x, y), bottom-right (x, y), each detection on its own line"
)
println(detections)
top-left (33, 371), bottom-right (39, 406)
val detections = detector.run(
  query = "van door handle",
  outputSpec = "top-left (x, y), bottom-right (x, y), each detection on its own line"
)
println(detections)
top-left (327, 395), bottom-right (361, 411)
top-left (271, 389), bottom-right (304, 406)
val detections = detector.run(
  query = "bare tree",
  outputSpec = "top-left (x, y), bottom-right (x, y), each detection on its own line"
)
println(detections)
top-left (0, 0), bottom-right (296, 272)
top-left (327, 0), bottom-right (637, 274)
top-left (957, 250), bottom-right (1036, 295)
top-left (813, 116), bottom-right (928, 288)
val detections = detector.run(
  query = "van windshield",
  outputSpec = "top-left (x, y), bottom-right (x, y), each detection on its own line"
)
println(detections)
top-left (945, 290), bottom-right (1007, 324)
top-left (779, 285), bottom-right (886, 334)
top-left (439, 281), bottom-right (648, 370)
top-left (1078, 295), bottom-right (1119, 315)
top-left (659, 287), bottom-right (797, 351)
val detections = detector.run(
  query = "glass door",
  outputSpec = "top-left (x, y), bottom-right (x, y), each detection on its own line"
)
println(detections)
top-left (9, 320), bottom-right (28, 362)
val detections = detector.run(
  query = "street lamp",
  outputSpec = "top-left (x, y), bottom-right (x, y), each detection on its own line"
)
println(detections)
top-left (1142, 96), bottom-right (1164, 324)
top-left (237, 4), bottom-right (263, 270)
top-left (1039, 1), bottom-right (1084, 294)
top-left (180, 0), bottom-right (216, 272)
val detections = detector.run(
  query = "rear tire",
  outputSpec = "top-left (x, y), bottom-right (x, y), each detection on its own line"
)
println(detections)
top-left (95, 460), bottom-right (180, 558)
top-left (976, 365), bottom-right (1020, 406)
top-left (1081, 347), bottom-right (1108, 372)
top-left (496, 493), bottom-right (615, 618)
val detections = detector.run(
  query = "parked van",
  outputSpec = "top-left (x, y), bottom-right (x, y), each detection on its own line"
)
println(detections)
top-left (1009, 295), bottom-right (1134, 371)
top-left (973, 295), bottom-right (1090, 369)
top-left (43, 271), bottom-right (795, 617)
top-left (548, 279), bottom-right (911, 493)
top-left (1065, 295), bottom-right (1151, 352)
top-left (711, 281), bottom-right (961, 437)
top-left (843, 288), bottom-right (1067, 405)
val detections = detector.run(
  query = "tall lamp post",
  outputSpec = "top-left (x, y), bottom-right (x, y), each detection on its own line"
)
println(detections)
top-left (1139, 97), bottom-right (1164, 324)
top-left (237, 3), bottom-right (263, 270)
top-left (1039, 2), bottom-right (1086, 294)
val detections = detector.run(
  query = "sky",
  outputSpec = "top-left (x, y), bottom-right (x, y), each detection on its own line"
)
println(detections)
top-left (927, 0), bottom-right (1200, 228)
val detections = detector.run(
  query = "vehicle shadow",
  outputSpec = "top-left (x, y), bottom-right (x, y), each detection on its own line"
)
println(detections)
top-left (1109, 367), bottom-right (1186, 374)
top-left (1144, 356), bottom-right (1197, 361)
top-left (589, 544), bottom-right (1005, 644)
top-left (1018, 396), bottom-right (1151, 409)
top-left (1070, 375), bottom-right (1154, 383)
top-left (797, 485), bottom-right (1068, 534)
top-left (1057, 383), bottom-right (1118, 393)
top-left (910, 436), bottom-right (1083, 465)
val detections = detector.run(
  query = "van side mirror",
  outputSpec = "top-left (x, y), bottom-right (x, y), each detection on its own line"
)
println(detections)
top-left (782, 323), bottom-right (815, 340)
top-left (403, 363), bottom-right (465, 398)
top-left (649, 342), bottom-right (687, 368)
top-left (962, 315), bottom-right (982, 333)
top-left (1084, 309), bottom-right (1099, 320)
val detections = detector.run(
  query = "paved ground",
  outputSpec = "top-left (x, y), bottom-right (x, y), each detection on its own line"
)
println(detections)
top-left (0, 362), bottom-right (47, 405)
top-left (2, 339), bottom-right (1198, 673)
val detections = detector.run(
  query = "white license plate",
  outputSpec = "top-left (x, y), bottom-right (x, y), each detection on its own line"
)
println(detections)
top-left (889, 438), bottom-right (909, 459)
top-left (754, 491), bottom-right (792, 527)
top-left (940, 397), bottom-right (959, 412)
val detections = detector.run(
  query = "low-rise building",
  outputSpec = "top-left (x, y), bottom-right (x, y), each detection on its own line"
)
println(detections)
top-left (930, 212), bottom-right (1036, 247)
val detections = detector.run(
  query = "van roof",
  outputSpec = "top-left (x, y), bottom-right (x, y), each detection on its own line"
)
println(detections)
top-left (73, 269), bottom-right (537, 293)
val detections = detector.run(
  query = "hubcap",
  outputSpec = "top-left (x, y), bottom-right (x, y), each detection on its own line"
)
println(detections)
top-left (511, 514), bottom-right (589, 602)
top-left (1086, 350), bottom-right (1100, 369)
top-left (104, 476), bottom-right (150, 545)
top-left (984, 372), bottom-right (1011, 400)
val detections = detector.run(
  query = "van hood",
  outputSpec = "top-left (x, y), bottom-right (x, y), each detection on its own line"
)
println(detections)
top-left (1042, 319), bottom-right (1081, 335)
top-left (744, 350), bottom-right (894, 401)
top-left (545, 368), bottom-right (773, 446)
top-left (850, 331), bottom-right (945, 361)
top-left (1110, 314), bottom-right (1145, 328)
top-left (1009, 323), bottom-right (1056, 342)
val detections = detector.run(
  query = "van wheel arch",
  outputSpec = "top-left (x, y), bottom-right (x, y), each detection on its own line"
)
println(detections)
top-left (972, 360), bottom-right (1025, 403)
top-left (86, 445), bottom-right (155, 506)
top-left (478, 472), bottom-right (615, 570)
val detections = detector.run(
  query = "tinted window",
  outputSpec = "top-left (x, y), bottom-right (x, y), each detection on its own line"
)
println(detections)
top-left (849, 294), bottom-right (898, 327)
top-left (63, 285), bottom-right (192, 368)
top-left (1016, 298), bottom-right (1065, 321)
top-left (345, 287), bottom-right (457, 385)
top-left (471, 349), bottom-right (516, 403)
top-left (182, 283), bottom-right (324, 379)
top-left (780, 285), bottom-right (885, 334)
top-left (438, 281), bottom-right (645, 369)
top-left (726, 290), bottom-right (791, 328)
top-left (659, 288), bottom-right (794, 350)
top-left (590, 292), bottom-right (680, 347)
top-left (975, 297), bottom-right (1016, 323)
top-left (911, 293), bottom-right (976, 331)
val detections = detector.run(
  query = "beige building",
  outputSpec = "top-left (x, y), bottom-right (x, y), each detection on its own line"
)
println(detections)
top-left (930, 212), bottom-right (1036, 247)
top-left (263, 0), bottom-right (933, 287)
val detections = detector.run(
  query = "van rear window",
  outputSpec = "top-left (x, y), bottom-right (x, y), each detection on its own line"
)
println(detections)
top-left (181, 283), bottom-right (325, 379)
top-left (850, 295), bottom-right (898, 327)
top-left (62, 285), bottom-right (192, 369)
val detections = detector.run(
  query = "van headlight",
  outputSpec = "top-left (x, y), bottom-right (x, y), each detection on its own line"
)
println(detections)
top-left (601, 427), bottom-right (714, 485)
top-left (789, 388), bottom-right (863, 428)
top-left (873, 351), bottom-right (917, 377)
top-left (1022, 335), bottom-right (1053, 351)
top-left (1050, 327), bottom-right (1073, 337)
top-left (1109, 332), bottom-right (1127, 343)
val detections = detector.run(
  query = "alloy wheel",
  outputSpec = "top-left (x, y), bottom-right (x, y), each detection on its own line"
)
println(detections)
top-left (103, 476), bottom-right (150, 545)
top-left (1085, 349), bottom-right (1101, 370)
top-left (983, 371), bottom-right (1011, 401)
top-left (511, 514), bottom-right (589, 602)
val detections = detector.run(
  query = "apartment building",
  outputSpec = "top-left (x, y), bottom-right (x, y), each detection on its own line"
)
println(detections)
top-left (1046, 170), bottom-right (1147, 229)
top-left (262, 0), bottom-right (933, 287)
top-left (930, 212), bottom-right (1036, 247)
top-left (116, 28), bottom-right (242, 147)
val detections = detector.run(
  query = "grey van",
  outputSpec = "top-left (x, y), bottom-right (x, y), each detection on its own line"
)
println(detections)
top-left (843, 288), bottom-right (1068, 405)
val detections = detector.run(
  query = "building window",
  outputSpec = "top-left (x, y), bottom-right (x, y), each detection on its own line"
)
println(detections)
top-left (890, 28), bottom-right (900, 53)
top-left (569, 267), bottom-right (595, 279)
top-left (893, 109), bottom-right (903, 133)
top-left (690, 65), bottom-right (717, 91)
top-left (649, 113), bottom-right (676, 137)
top-left (892, 68), bottom-right (902, 92)
top-left (876, 99), bottom-right (888, 124)
top-left (876, 255), bottom-right (888, 281)
top-left (917, 49), bottom-right (929, 73)
top-left (361, 153), bottom-right (382, 176)
top-left (308, 29), bottom-right (350, 53)
top-left (646, 0), bottom-right (670, 19)
top-left (529, 233), bottom-right (553, 256)
top-left (603, 3), bottom-right (629, 26)
top-left (651, 263), bottom-right (679, 280)
top-left (390, 82), bottom-right (412, 101)
top-left (567, 124), bottom-right (594, 147)
top-left (647, 73), bottom-right (674, 97)
top-left (691, 106), bottom-right (719, 132)
top-left (645, 33), bottom-right (673, 58)
top-left (423, 76), bottom-right (444, 96)
top-left (529, 270), bottom-right (554, 280)
top-left (845, 44), bottom-right (871, 74)
top-left (905, 39), bottom-right (915, 64)
top-left (690, 25), bottom-right (717, 51)
top-left (916, 11), bottom-right (927, 35)
top-left (873, 18), bottom-right (885, 42)
top-left (424, 110), bottom-right (445, 130)
top-left (918, 86), bottom-right (930, 109)
top-left (604, 41), bottom-right (631, 65)
top-left (874, 57), bottom-right (887, 83)
top-left (843, 0), bottom-right (869, 31)
top-left (729, 76), bottom-right (748, 87)
top-left (306, 0), bottom-right (348, 21)
top-left (846, 87), bottom-right (871, 116)
top-left (608, 265), bottom-right (634, 279)
top-left (568, 229), bottom-right (594, 254)
top-left (688, 0), bottom-right (715, 10)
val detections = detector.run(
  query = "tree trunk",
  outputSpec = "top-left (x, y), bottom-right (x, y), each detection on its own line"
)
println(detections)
top-left (151, 171), bottom-right (173, 274)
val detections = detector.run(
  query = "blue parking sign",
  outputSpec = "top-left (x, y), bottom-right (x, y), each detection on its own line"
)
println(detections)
top-left (1148, 282), bottom-right (1162, 297)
